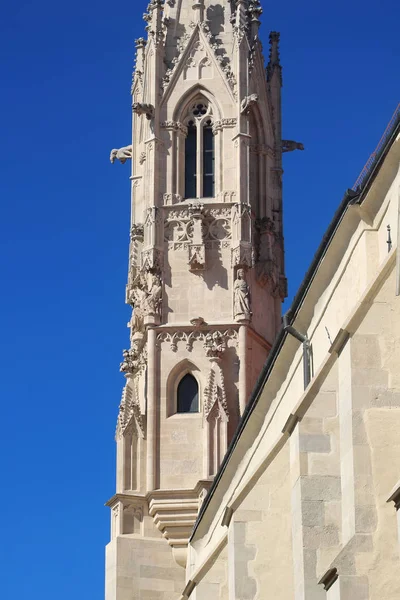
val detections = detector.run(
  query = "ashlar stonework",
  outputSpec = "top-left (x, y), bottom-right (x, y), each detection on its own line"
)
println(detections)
top-left (106, 1), bottom-right (292, 598)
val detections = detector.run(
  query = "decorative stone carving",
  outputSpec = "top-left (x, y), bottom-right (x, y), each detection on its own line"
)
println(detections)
top-left (164, 206), bottom-right (232, 251)
top-left (141, 247), bottom-right (163, 273)
top-left (204, 361), bottom-right (229, 419)
top-left (110, 145), bottom-right (133, 164)
top-left (231, 243), bottom-right (254, 268)
top-left (188, 245), bottom-right (206, 271)
top-left (128, 271), bottom-right (162, 318)
top-left (282, 140), bottom-right (305, 153)
top-left (132, 103), bottom-right (155, 120)
top-left (216, 190), bottom-right (237, 203)
top-left (188, 203), bottom-right (206, 271)
top-left (204, 331), bottom-right (227, 359)
top-left (116, 381), bottom-right (145, 439)
top-left (234, 269), bottom-right (252, 322)
top-left (212, 118), bottom-right (237, 134)
top-left (157, 328), bottom-right (238, 353)
top-left (130, 223), bottom-right (144, 241)
top-left (161, 121), bottom-right (188, 135)
top-left (163, 193), bottom-right (183, 205)
top-left (240, 94), bottom-right (259, 115)
top-left (120, 346), bottom-right (142, 376)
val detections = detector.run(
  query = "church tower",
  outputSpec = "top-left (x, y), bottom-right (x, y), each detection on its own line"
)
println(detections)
top-left (106, 1), bottom-right (292, 597)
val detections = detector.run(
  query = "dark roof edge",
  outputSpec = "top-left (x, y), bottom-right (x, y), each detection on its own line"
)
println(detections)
top-left (191, 112), bottom-right (400, 542)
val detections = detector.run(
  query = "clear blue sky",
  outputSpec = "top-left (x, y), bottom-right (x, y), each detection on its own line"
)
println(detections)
top-left (0, 0), bottom-right (398, 598)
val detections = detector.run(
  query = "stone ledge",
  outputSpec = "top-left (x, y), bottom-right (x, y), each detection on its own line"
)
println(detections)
top-left (387, 479), bottom-right (400, 510)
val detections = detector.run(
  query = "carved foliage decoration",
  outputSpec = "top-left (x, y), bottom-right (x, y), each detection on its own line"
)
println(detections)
top-left (157, 328), bottom-right (238, 353)
top-left (162, 22), bottom-right (237, 97)
top-left (164, 206), bottom-right (232, 250)
top-left (116, 381), bottom-right (145, 439)
top-left (204, 361), bottom-right (229, 420)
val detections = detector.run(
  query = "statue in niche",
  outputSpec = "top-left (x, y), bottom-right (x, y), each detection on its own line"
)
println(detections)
top-left (110, 145), bottom-right (133, 164)
top-left (142, 273), bottom-right (162, 315)
top-left (234, 269), bottom-right (251, 321)
top-left (128, 272), bottom-right (162, 328)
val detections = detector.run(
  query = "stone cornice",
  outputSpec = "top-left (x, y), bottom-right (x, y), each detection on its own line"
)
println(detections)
top-left (387, 479), bottom-right (400, 510)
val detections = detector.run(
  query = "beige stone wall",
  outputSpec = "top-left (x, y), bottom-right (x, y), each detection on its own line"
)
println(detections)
top-left (186, 135), bottom-right (400, 598)
top-left (194, 545), bottom-right (228, 600)
top-left (235, 441), bottom-right (294, 600)
top-left (106, 536), bottom-right (185, 600)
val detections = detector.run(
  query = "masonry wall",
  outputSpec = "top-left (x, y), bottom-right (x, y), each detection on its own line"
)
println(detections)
top-left (186, 136), bottom-right (400, 599)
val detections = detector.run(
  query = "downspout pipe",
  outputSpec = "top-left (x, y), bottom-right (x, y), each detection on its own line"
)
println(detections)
top-left (283, 313), bottom-right (311, 389)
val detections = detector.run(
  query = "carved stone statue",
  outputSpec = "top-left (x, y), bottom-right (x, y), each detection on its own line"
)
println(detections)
top-left (128, 272), bottom-right (162, 327)
top-left (132, 103), bottom-right (155, 120)
top-left (234, 269), bottom-right (251, 321)
top-left (142, 273), bottom-right (162, 315)
top-left (110, 145), bottom-right (133, 164)
top-left (240, 94), bottom-right (259, 115)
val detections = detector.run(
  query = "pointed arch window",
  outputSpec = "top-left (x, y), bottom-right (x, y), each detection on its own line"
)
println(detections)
top-left (184, 101), bottom-right (215, 199)
top-left (177, 374), bottom-right (199, 413)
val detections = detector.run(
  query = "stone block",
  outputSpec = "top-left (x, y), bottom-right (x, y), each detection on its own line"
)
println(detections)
top-left (300, 434), bottom-right (331, 454)
top-left (309, 454), bottom-right (341, 477)
top-left (354, 505), bottom-right (377, 533)
top-left (300, 418), bottom-right (324, 435)
top-left (352, 367), bottom-right (388, 388)
top-left (302, 525), bottom-right (339, 549)
top-left (234, 509), bottom-right (263, 522)
top-left (324, 501), bottom-right (342, 530)
top-left (306, 393), bottom-right (337, 419)
top-left (340, 575), bottom-right (369, 599)
top-left (139, 578), bottom-right (175, 592)
top-left (301, 476), bottom-right (341, 501)
top-left (302, 501), bottom-right (325, 527)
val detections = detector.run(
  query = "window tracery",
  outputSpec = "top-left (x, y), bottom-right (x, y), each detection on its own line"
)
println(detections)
top-left (183, 100), bottom-right (215, 199)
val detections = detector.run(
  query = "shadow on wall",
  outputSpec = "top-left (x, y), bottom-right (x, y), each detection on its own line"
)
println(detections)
top-left (207, 5), bottom-right (225, 36)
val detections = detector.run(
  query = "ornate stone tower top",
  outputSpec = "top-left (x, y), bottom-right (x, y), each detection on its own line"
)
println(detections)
top-left (106, 1), bottom-right (295, 595)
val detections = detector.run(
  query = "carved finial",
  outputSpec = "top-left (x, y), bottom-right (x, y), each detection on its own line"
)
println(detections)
top-left (267, 31), bottom-right (282, 83)
top-left (269, 31), bottom-right (280, 64)
top-left (248, 0), bottom-right (262, 38)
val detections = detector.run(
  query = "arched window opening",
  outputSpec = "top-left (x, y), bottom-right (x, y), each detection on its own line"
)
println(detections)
top-left (203, 119), bottom-right (215, 197)
top-left (185, 121), bottom-right (197, 199)
top-left (183, 99), bottom-right (215, 199)
top-left (177, 374), bottom-right (199, 413)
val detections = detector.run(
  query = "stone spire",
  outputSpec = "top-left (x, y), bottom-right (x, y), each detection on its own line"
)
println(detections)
top-left (106, 0), bottom-right (289, 594)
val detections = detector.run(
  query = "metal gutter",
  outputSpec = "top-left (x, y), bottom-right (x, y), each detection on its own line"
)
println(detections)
top-left (191, 111), bottom-right (400, 541)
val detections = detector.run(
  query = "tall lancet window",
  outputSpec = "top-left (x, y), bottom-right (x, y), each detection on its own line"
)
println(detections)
top-left (185, 122), bottom-right (197, 199)
top-left (177, 374), bottom-right (199, 413)
top-left (203, 120), bottom-right (215, 197)
top-left (184, 100), bottom-right (215, 199)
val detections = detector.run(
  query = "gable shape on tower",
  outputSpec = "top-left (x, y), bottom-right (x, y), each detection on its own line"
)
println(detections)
top-left (161, 24), bottom-right (236, 107)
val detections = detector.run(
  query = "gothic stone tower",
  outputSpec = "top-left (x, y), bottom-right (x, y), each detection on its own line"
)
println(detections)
top-left (106, 0), bottom-right (289, 597)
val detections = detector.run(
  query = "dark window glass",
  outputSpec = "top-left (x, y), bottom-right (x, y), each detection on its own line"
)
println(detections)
top-left (203, 121), bottom-right (215, 197)
top-left (177, 374), bottom-right (199, 413)
top-left (185, 122), bottom-right (197, 198)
